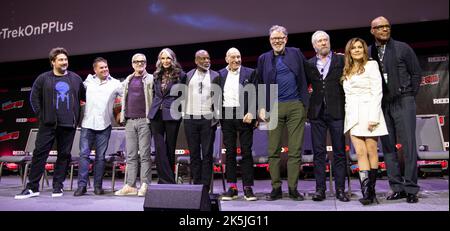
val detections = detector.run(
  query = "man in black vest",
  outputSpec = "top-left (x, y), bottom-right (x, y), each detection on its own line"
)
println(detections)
top-left (369, 16), bottom-right (422, 203)
top-left (306, 31), bottom-right (349, 202)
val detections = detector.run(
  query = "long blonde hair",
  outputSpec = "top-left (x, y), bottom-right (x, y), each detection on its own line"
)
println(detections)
top-left (341, 37), bottom-right (369, 82)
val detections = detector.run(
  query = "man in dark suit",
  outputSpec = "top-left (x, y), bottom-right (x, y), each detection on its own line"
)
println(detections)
top-left (256, 25), bottom-right (309, 201)
top-left (369, 16), bottom-right (422, 203)
top-left (183, 50), bottom-right (220, 191)
top-left (218, 47), bottom-right (258, 201)
top-left (306, 31), bottom-right (349, 202)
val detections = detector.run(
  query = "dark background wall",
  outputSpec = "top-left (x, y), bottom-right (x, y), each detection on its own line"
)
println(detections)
top-left (1, 0), bottom-right (448, 62)
top-left (0, 20), bottom-right (447, 87)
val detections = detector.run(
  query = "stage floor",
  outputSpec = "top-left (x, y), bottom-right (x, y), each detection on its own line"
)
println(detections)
top-left (0, 175), bottom-right (448, 211)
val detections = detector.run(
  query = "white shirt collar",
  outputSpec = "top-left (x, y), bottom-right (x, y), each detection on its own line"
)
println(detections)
top-left (226, 65), bottom-right (241, 75)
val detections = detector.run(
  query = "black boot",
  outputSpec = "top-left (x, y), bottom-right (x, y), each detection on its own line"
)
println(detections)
top-left (369, 169), bottom-right (379, 204)
top-left (358, 170), bottom-right (372, 205)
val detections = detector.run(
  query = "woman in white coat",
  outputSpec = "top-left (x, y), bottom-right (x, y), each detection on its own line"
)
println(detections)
top-left (342, 38), bottom-right (388, 205)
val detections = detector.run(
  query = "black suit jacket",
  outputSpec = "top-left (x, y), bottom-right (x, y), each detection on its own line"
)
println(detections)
top-left (305, 53), bottom-right (345, 120)
top-left (369, 38), bottom-right (422, 102)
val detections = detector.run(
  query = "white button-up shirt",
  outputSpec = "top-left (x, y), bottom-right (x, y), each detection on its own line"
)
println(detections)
top-left (186, 70), bottom-right (212, 116)
top-left (81, 74), bottom-right (123, 130)
top-left (223, 66), bottom-right (241, 107)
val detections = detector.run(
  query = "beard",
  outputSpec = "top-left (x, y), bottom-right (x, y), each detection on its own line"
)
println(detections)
top-left (55, 65), bottom-right (68, 75)
top-left (318, 47), bottom-right (330, 56)
top-left (199, 64), bottom-right (210, 71)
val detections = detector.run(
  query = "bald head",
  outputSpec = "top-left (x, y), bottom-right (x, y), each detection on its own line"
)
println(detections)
top-left (226, 47), bottom-right (240, 57)
top-left (371, 16), bottom-right (390, 28)
top-left (370, 16), bottom-right (391, 45)
top-left (195, 50), bottom-right (208, 58)
top-left (225, 47), bottom-right (241, 71)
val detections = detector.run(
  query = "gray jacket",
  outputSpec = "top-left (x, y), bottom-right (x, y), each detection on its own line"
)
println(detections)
top-left (120, 71), bottom-right (154, 123)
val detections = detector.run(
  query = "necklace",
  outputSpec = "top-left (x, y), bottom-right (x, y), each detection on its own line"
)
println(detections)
top-left (318, 56), bottom-right (331, 76)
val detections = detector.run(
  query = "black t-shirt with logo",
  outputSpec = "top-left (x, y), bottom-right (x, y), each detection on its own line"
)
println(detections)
top-left (54, 75), bottom-right (75, 127)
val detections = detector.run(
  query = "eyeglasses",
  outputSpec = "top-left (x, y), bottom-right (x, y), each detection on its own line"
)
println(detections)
top-left (270, 36), bottom-right (286, 41)
top-left (132, 60), bottom-right (146, 64)
top-left (372, 25), bottom-right (391, 31)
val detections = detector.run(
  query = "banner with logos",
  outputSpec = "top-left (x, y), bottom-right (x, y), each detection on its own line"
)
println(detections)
top-left (0, 87), bottom-right (37, 156)
top-left (416, 54), bottom-right (449, 149)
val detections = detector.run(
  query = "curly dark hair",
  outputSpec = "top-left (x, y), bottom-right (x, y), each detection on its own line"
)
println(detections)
top-left (48, 47), bottom-right (68, 65)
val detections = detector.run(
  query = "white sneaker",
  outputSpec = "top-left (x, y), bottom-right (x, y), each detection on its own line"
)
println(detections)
top-left (52, 188), bottom-right (64, 197)
top-left (15, 189), bottom-right (40, 200)
top-left (114, 185), bottom-right (138, 196)
top-left (138, 183), bottom-right (148, 197)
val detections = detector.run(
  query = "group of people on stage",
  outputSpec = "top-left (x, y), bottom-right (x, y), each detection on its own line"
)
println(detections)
top-left (15, 16), bottom-right (422, 205)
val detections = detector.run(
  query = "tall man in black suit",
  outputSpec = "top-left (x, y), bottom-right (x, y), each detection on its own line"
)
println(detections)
top-left (218, 47), bottom-right (258, 201)
top-left (306, 31), bottom-right (349, 202)
top-left (369, 16), bottom-right (422, 203)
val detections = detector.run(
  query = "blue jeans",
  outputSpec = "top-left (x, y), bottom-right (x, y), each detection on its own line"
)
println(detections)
top-left (77, 126), bottom-right (112, 188)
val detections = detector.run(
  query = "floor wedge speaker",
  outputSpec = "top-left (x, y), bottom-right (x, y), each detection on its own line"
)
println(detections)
top-left (143, 184), bottom-right (214, 211)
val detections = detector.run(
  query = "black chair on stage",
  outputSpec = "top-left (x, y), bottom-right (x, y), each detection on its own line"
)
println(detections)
top-left (174, 154), bottom-right (191, 184)
top-left (227, 122), bottom-right (271, 193)
top-left (346, 115), bottom-right (448, 166)
top-left (174, 122), bottom-right (191, 184)
top-left (0, 129), bottom-right (34, 184)
top-left (69, 127), bottom-right (128, 191)
top-left (0, 155), bottom-right (31, 184)
top-left (300, 122), bottom-right (335, 195)
top-left (302, 122), bottom-right (352, 197)
top-left (110, 127), bottom-right (157, 191)
top-left (300, 122), bottom-right (314, 175)
top-left (250, 123), bottom-right (269, 168)
top-left (67, 128), bottom-right (83, 191)
top-left (210, 126), bottom-right (226, 193)
top-left (107, 127), bottom-right (127, 191)
top-left (175, 126), bottom-right (226, 192)
top-left (23, 128), bottom-right (82, 191)
top-left (415, 114), bottom-right (449, 177)
top-left (21, 128), bottom-right (42, 189)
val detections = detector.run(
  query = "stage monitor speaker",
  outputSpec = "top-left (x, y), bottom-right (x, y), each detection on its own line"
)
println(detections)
top-left (143, 184), bottom-right (220, 211)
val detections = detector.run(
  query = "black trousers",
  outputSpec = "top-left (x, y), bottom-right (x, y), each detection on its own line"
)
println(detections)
top-left (151, 111), bottom-right (180, 184)
top-left (221, 111), bottom-right (254, 187)
top-left (184, 116), bottom-right (216, 187)
top-left (380, 96), bottom-right (419, 194)
top-left (310, 104), bottom-right (346, 191)
top-left (26, 124), bottom-right (76, 191)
